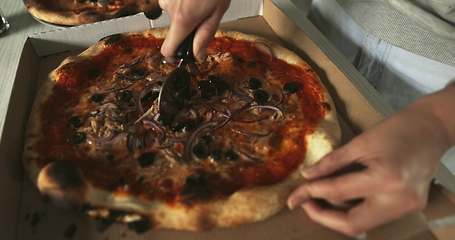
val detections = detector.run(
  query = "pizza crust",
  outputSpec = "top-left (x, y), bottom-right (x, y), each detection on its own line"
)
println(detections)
top-left (23, 28), bottom-right (341, 231)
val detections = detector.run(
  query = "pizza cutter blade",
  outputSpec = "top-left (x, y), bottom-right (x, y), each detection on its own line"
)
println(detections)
top-left (158, 30), bottom-right (200, 126)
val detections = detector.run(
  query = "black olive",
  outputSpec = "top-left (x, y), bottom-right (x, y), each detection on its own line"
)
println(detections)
top-left (225, 149), bottom-right (239, 161)
top-left (130, 68), bottom-right (146, 79)
top-left (140, 91), bottom-right (159, 102)
top-left (201, 86), bottom-right (216, 99)
top-left (216, 80), bottom-right (230, 95)
top-left (284, 82), bottom-right (299, 94)
top-left (185, 174), bottom-right (207, 187)
top-left (193, 143), bottom-right (210, 159)
top-left (210, 149), bottom-right (222, 161)
top-left (68, 132), bottom-right (86, 145)
top-left (197, 80), bottom-right (210, 90)
top-left (118, 90), bottom-right (133, 102)
top-left (68, 116), bottom-right (83, 129)
top-left (248, 78), bottom-right (262, 90)
top-left (137, 152), bottom-right (155, 167)
top-left (254, 89), bottom-right (270, 103)
top-left (207, 75), bottom-right (220, 84)
top-left (91, 94), bottom-right (104, 104)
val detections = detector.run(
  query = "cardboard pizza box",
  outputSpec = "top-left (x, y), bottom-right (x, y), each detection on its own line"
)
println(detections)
top-left (1, 0), bottom-right (454, 239)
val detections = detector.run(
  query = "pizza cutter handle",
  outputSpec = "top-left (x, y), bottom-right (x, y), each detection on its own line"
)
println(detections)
top-left (175, 29), bottom-right (196, 61)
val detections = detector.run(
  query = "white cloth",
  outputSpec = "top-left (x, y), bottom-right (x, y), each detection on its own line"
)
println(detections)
top-left (309, 0), bottom-right (455, 111)
top-left (335, 0), bottom-right (455, 67)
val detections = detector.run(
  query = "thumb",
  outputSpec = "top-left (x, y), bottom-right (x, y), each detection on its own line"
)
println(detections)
top-left (302, 143), bottom-right (362, 180)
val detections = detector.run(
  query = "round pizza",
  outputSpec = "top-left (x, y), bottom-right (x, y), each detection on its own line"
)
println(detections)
top-left (22, 28), bottom-right (341, 233)
top-left (23, 0), bottom-right (162, 26)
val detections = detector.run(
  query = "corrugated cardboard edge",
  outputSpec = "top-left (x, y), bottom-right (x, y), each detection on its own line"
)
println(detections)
top-left (0, 38), bottom-right (41, 240)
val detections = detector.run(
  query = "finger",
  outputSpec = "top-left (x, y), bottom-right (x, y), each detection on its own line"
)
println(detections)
top-left (159, 0), bottom-right (200, 59)
top-left (161, 21), bottom-right (198, 60)
top-left (287, 171), bottom-right (374, 209)
top-left (192, 15), bottom-right (222, 61)
top-left (301, 200), bottom-right (367, 237)
top-left (302, 141), bottom-right (364, 180)
top-left (302, 196), bottom-right (411, 237)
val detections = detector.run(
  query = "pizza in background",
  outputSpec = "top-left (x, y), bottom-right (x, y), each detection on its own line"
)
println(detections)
top-left (23, 0), bottom-right (162, 26)
top-left (22, 28), bottom-right (341, 233)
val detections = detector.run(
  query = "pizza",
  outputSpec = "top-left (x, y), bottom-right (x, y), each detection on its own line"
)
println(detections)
top-left (22, 28), bottom-right (341, 233)
top-left (23, 0), bottom-right (162, 26)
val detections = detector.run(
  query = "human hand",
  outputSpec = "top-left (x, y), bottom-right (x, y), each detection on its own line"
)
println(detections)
top-left (158, 0), bottom-right (231, 61)
top-left (287, 92), bottom-right (454, 236)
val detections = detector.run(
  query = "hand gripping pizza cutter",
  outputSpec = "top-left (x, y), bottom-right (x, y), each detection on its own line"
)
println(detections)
top-left (158, 30), bottom-right (200, 126)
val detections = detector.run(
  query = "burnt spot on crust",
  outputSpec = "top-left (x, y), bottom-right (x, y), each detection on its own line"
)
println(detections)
top-left (180, 174), bottom-right (213, 203)
top-left (196, 212), bottom-right (217, 231)
top-left (113, 3), bottom-right (139, 18)
top-left (37, 161), bottom-right (88, 209)
top-left (101, 33), bottom-right (124, 46)
top-left (322, 102), bottom-right (331, 111)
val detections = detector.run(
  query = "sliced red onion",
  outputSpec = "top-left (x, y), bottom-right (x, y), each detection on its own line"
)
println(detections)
top-left (244, 105), bottom-right (283, 117)
top-left (183, 121), bottom-right (219, 163)
top-left (126, 132), bottom-right (153, 153)
top-left (252, 42), bottom-right (273, 61)
top-left (99, 82), bottom-right (135, 93)
top-left (137, 83), bottom-right (159, 115)
top-left (232, 81), bottom-right (253, 103)
top-left (119, 57), bottom-right (144, 68)
top-left (236, 148), bottom-right (261, 162)
top-left (142, 119), bottom-right (165, 141)
top-left (232, 128), bottom-right (271, 138)
top-left (86, 131), bottom-right (116, 144)
top-left (116, 71), bottom-right (149, 81)
top-left (274, 92), bottom-right (284, 106)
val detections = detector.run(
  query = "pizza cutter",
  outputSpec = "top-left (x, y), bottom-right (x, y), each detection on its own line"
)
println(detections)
top-left (158, 30), bottom-right (200, 126)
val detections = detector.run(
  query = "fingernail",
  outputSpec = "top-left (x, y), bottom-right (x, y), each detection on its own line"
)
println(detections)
top-left (196, 49), bottom-right (206, 62)
top-left (287, 199), bottom-right (298, 210)
top-left (287, 194), bottom-right (306, 210)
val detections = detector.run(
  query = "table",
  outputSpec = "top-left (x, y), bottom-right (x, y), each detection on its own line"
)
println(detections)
top-left (0, 0), bottom-right (52, 138)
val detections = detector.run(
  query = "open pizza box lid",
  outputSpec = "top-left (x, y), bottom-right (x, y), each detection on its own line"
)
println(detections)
top-left (2, 0), bottom-right (455, 239)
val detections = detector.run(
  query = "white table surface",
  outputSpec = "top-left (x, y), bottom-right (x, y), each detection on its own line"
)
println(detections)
top-left (0, 0), bottom-right (53, 139)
